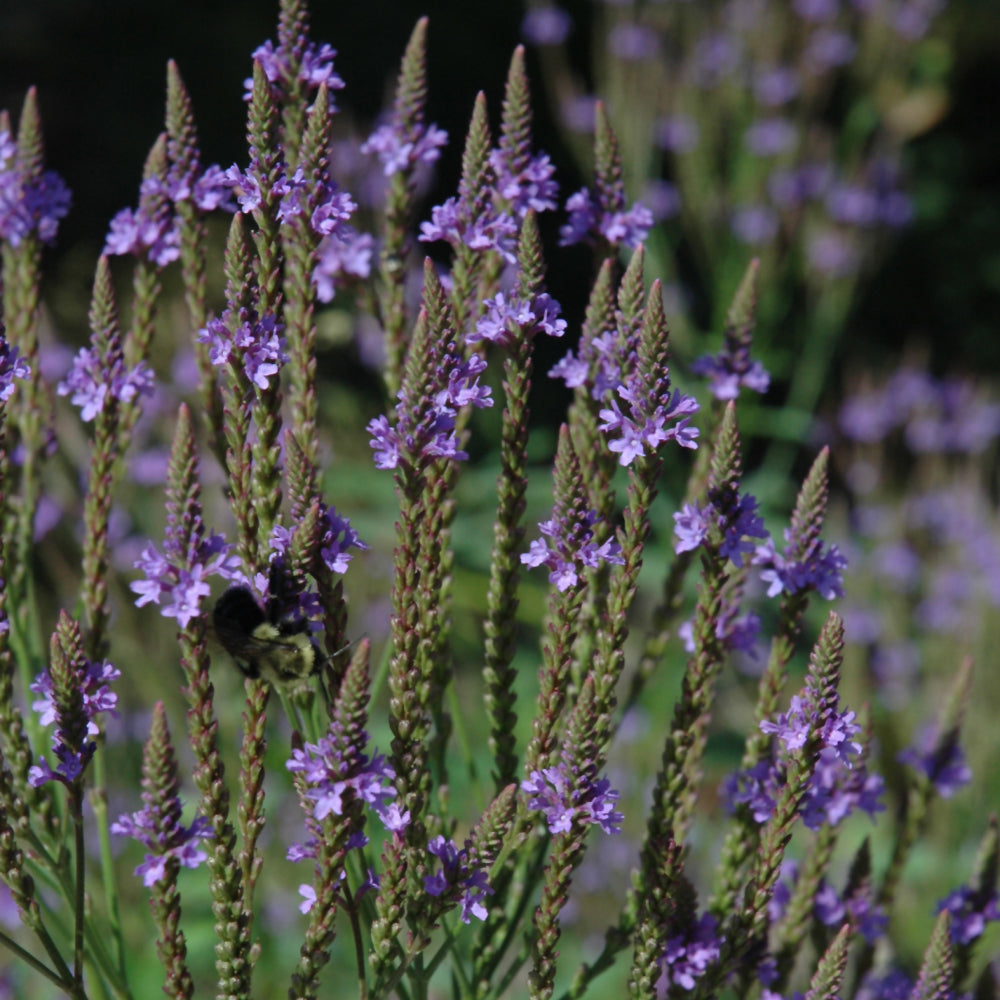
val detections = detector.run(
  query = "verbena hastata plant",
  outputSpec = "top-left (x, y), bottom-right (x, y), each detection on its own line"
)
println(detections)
top-left (0, 2), bottom-right (996, 999)
top-left (522, 0), bottom-right (952, 485)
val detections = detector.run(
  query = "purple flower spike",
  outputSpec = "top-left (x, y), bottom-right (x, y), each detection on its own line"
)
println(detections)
top-left (470, 291), bottom-right (567, 348)
top-left (0, 128), bottom-right (72, 247)
top-left (558, 187), bottom-right (652, 250)
top-left (111, 811), bottom-right (212, 888)
top-left (244, 39), bottom-right (345, 104)
top-left (655, 913), bottom-right (724, 993)
top-left (424, 835), bottom-right (494, 924)
top-left (673, 489), bottom-right (768, 567)
top-left (521, 764), bottom-right (623, 835)
top-left (197, 311), bottom-right (287, 390)
top-left (898, 726), bottom-right (972, 798)
top-left (362, 120), bottom-right (449, 178)
top-left (57, 346), bottom-right (154, 422)
top-left (753, 529), bottom-right (847, 600)
top-left (936, 886), bottom-right (1000, 945)
top-left (521, 508), bottom-right (624, 592)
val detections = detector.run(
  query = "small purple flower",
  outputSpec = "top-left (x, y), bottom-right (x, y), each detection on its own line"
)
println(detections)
top-left (424, 835), bottom-right (494, 923)
top-left (753, 529), bottom-right (847, 600)
top-left (936, 886), bottom-right (1000, 946)
top-left (655, 913), bottom-right (724, 993)
top-left (28, 655), bottom-right (120, 788)
top-left (361, 119), bottom-right (449, 178)
top-left (489, 149), bottom-right (559, 218)
top-left (131, 524), bottom-right (240, 629)
top-left (0, 339), bottom-right (30, 403)
top-left (470, 291), bottom-right (567, 348)
top-left (313, 227), bottom-right (374, 303)
top-left (419, 196), bottom-right (518, 262)
top-left (691, 346), bottom-right (770, 403)
top-left (317, 503), bottom-right (368, 575)
top-left (367, 348), bottom-right (493, 470)
top-left (111, 809), bottom-right (211, 888)
top-left (244, 39), bottom-right (345, 104)
top-left (815, 881), bottom-right (888, 944)
top-left (558, 187), bottom-right (652, 250)
top-left (673, 490), bottom-right (768, 567)
top-left (521, 764), bottom-right (623, 835)
top-left (521, 509), bottom-right (624, 592)
top-left (57, 347), bottom-right (154, 422)
top-left (197, 311), bottom-right (287, 390)
top-left (521, 6), bottom-right (572, 46)
top-left (754, 67), bottom-right (800, 107)
top-left (0, 129), bottom-right (72, 247)
top-left (898, 726), bottom-right (972, 798)
top-left (286, 722), bottom-right (399, 849)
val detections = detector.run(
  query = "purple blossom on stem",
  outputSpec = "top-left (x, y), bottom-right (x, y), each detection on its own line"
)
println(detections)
top-left (312, 228), bottom-right (375, 303)
top-left (418, 196), bottom-right (518, 262)
top-left (549, 329), bottom-right (624, 400)
top-left (489, 148), bottom-right (559, 218)
top-left (598, 383), bottom-right (700, 465)
top-left (362, 119), bottom-right (449, 178)
top-left (558, 186), bottom-right (652, 250)
top-left (367, 345), bottom-right (493, 470)
top-left (110, 810), bottom-right (212, 888)
top-left (424, 835), bottom-right (494, 923)
top-left (28, 651), bottom-right (120, 789)
top-left (678, 606), bottom-right (762, 659)
top-left (470, 291), bottom-right (567, 348)
top-left (104, 176), bottom-right (181, 266)
top-left (521, 764), bottom-right (623, 835)
top-left (897, 726), bottom-right (972, 798)
top-left (197, 310), bottom-right (287, 390)
top-left (0, 128), bottom-right (71, 247)
top-left (57, 345), bottom-right (154, 422)
top-left (286, 723), bottom-right (400, 848)
top-left (691, 345), bottom-right (770, 402)
top-left (0, 339), bottom-right (30, 403)
top-left (244, 40), bottom-right (345, 103)
top-left (673, 489), bottom-right (768, 567)
top-left (317, 503), bottom-right (369, 575)
top-left (655, 913), bottom-right (724, 993)
top-left (521, 508), bottom-right (624, 592)
top-left (936, 886), bottom-right (1000, 946)
top-left (814, 881), bottom-right (888, 944)
top-left (131, 514), bottom-right (240, 628)
top-left (753, 529), bottom-right (847, 600)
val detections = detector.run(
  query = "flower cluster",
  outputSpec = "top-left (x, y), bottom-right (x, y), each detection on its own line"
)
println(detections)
top-left (110, 809), bottom-right (212, 888)
top-left (367, 348), bottom-right (493, 470)
top-left (362, 118), bottom-right (448, 178)
top-left (424, 835), bottom-right (493, 924)
top-left (28, 655), bottom-right (120, 788)
top-left (0, 126), bottom-right (71, 247)
top-left (521, 764), bottom-right (623, 835)
top-left (245, 37), bottom-right (345, 103)
top-left (198, 310), bottom-right (287, 391)
top-left (57, 345), bottom-right (154, 422)
top-left (674, 488), bottom-right (768, 567)
top-left (489, 148), bottom-right (559, 219)
top-left (599, 379), bottom-right (699, 466)
top-left (727, 693), bottom-right (885, 831)
top-left (814, 880), bottom-right (888, 945)
top-left (752, 528), bottom-right (847, 600)
top-left (0, 337), bottom-right (30, 403)
top-left (132, 525), bottom-right (240, 629)
top-left (419, 196), bottom-right (518, 262)
top-left (655, 912), bottom-right (724, 993)
top-left (558, 187), bottom-right (652, 250)
top-left (521, 507), bottom-right (624, 593)
top-left (286, 724), bottom-right (401, 842)
top-left (469, 291), bottom-right (567, 349)
top-left (691, 339), bottom-right (770, 402)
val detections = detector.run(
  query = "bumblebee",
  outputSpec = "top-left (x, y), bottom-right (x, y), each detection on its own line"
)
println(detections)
top-left (212, 584), bottom-right (319, 685)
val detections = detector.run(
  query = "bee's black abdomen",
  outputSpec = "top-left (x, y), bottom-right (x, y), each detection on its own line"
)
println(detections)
top-left (213, 586), bottom-right (267, 636)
